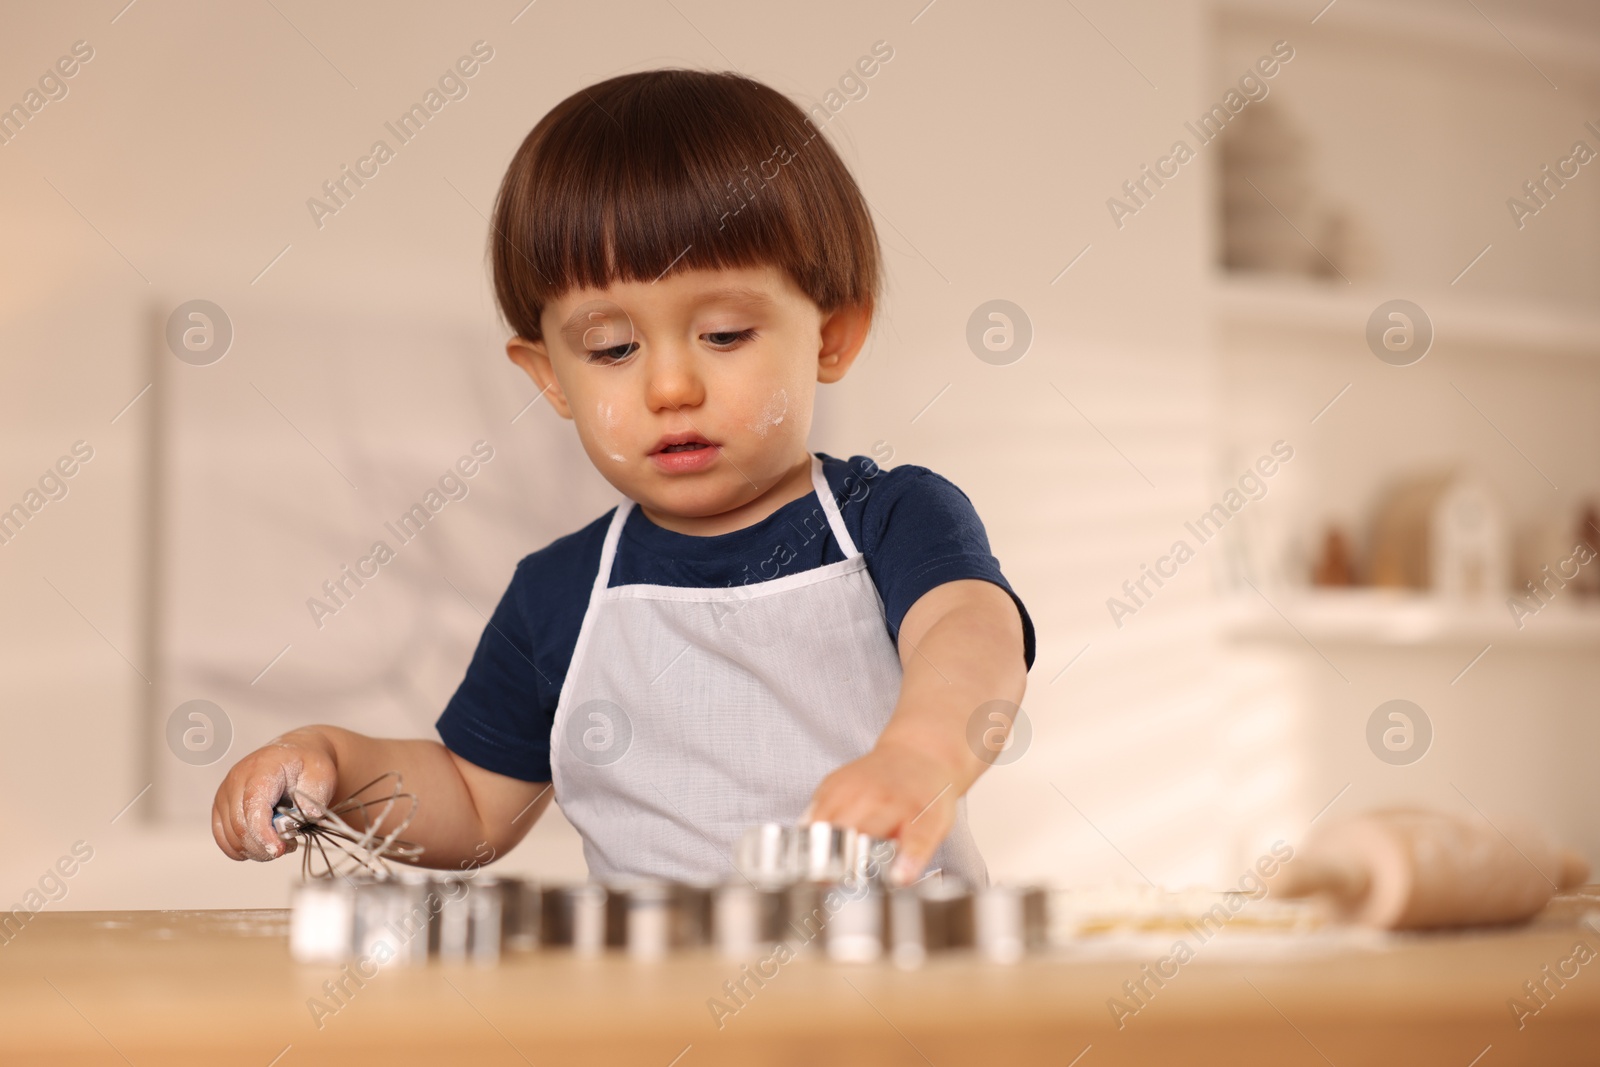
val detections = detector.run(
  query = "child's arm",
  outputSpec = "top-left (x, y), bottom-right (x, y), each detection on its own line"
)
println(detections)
top-left (211, 726), bottom-right (553, 868)
top-left (806, 578), bottom-right (1028, 884)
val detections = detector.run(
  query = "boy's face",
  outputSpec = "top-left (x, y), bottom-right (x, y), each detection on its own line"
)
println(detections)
top-left (508, 265), bottom-right (870, 528)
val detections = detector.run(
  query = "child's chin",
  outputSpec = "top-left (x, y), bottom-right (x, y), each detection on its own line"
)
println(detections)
top-left (633, 478), bottom-right (746, 519)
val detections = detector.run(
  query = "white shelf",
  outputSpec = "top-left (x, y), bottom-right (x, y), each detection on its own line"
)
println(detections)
top-left (1213, 274), bottom-right (1600, 361)
top-left (1221, 588), bottom-right (1600, 648)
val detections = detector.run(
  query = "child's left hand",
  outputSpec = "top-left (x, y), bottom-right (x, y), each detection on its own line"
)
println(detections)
top-left (805, 740), bottom-right (962, 886)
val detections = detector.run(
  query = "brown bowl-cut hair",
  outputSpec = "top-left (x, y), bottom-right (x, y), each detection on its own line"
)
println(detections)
top-left (490, 69), bottom-right (881, 343)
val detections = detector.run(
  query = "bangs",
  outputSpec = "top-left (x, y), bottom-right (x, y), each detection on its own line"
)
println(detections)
top-left (491, 69), bottom-right (880, 341)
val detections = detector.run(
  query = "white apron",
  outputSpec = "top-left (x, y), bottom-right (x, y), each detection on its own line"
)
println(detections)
top-left (550, 455), bottom-right (988, 886)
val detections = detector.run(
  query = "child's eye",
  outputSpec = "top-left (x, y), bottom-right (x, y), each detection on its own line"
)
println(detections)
top-left (703, 328), bottom-right (756, 349)
top-left (585, 342), bottom-right (639, 363)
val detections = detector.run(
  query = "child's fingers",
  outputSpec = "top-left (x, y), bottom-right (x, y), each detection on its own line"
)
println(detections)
top-left (211, 799), bottom-right (245, 860)
top-left (890, 794), bottom-right (955, 886)
top-left (211, 740), bottom-right (338, 861)
top-left (240, 769), bottom-right (291, 861)
top-left (810, 782), bottom-right (897, 838)
top-left (802, 772), bottom-right (856, 825)
top-left (289, 759), bottom-right (336, 818)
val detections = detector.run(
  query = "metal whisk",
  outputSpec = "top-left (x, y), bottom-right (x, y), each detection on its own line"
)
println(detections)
top-left (270, 772), bottom-right (424, 880)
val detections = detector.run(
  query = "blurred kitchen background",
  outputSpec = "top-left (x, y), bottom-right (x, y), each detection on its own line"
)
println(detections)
top-left (2, 0), bottom-right (1597, 910)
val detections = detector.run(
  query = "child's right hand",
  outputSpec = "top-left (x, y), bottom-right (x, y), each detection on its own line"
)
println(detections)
top-left (211, 728), bottom-right (339, 862)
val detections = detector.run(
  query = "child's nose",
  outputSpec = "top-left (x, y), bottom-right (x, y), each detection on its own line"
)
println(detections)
top-left (644, 343), bottom-right (705, 412)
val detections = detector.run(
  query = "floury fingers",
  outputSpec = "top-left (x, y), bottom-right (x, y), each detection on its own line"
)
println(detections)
top-left (1106, 441), bottom-right (1294, 629)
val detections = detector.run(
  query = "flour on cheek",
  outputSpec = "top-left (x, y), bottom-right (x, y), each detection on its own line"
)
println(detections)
top-left (595, 400), bottom-right (627, 463)
top-left (747, 387), bottom-right (789, 439)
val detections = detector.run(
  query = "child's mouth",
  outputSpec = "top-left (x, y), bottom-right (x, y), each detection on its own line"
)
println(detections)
top-left (650, 433), bottom-right (720, 473)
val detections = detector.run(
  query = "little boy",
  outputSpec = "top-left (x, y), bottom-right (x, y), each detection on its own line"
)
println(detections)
top-left (213, 69), bottom-right (1035, 887)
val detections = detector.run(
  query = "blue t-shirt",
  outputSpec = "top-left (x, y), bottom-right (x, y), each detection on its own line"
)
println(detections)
top-left (436, 453), bottom-right (1036, 782)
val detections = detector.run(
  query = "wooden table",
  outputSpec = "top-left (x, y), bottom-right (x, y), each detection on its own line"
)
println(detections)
top-left (2, 892), bottom-right (1598, 1066)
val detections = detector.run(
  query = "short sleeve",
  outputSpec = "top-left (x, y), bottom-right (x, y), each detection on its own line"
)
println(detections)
top-left (435, 514), bottom-right (608, 781)
top-left (435, 565), bottom-right (554, 781)
top-left (837, 458), bottom-right (1037, 669)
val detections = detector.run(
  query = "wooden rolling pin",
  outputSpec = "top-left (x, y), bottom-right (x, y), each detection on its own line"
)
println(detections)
top-left (1269, 808), bottom-right (1590, 930)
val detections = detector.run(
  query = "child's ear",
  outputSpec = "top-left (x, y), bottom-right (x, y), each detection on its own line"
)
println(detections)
top-left (505, 337), bottom-right (573, 419)
top-left (817, 303), bottom-right (872, 384)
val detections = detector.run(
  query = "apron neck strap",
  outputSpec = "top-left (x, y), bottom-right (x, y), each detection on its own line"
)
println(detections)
top-left (810, 454), bottom-right (861, 559)
top-left (589, 500), bottom-right (633, 601)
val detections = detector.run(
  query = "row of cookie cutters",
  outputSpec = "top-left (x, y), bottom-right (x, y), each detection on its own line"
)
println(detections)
top-left (288, 821), bottom-right (1048, 967)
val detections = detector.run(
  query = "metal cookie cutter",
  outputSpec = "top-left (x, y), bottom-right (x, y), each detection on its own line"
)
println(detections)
top-left (674, 883), bottom-right (715, 948)
top-left (289, 880), bottom-right (356, 964)
top-left (540, 884), bottom-right (607, 955)
top-left (736, 821), bottom-right (893, 886)
top-left (797, 822), bottom-right (889, 885)
top-left (973, 885), bottom-right (1049, 963)
top-left (887, 887), bottom-right (926, 970)
top-left (351, 877), bottom-right (430, 966)
top-left (605, 882), bottom-right (715, 959)
top-left (617, 882), bottom-right (674, 960)
top-left (735, 823), bottom-right (799, 885)
top-left (784, 881), bottom-right (829, 957)
top-left (921, 880), bottom-right (976, 951)
top-left (823, 881), bottom-right (886, 963)
top-left (713, 883), bottom-right (789, 959)
top-left (431, 874), bottom-right (512, 964)
top-left (887, 881), bottom-right (975, 969)
top-left (503, 878), bottom-right (541, 952)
